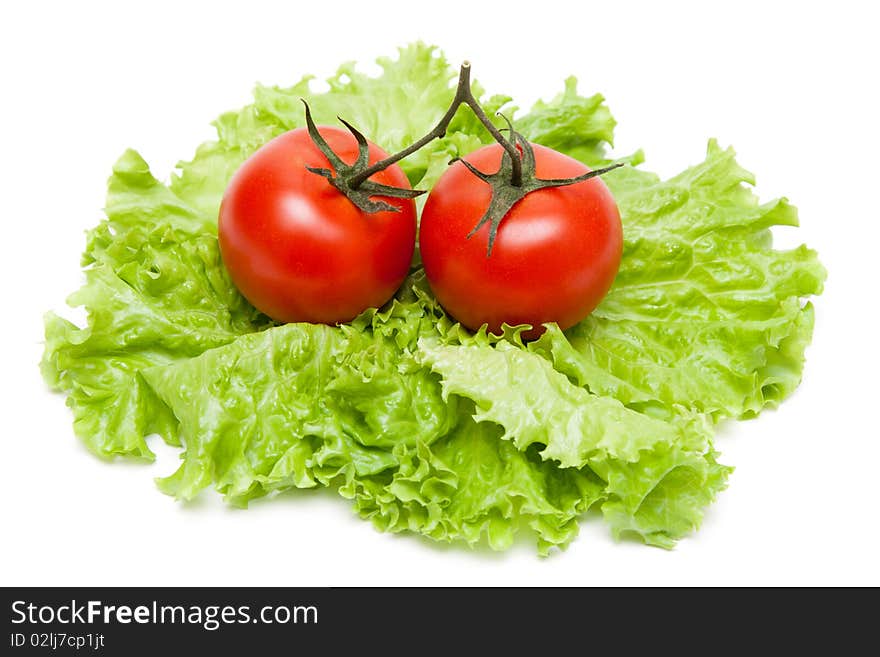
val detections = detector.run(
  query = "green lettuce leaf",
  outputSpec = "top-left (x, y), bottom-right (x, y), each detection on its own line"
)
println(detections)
top-left (349, 411), bottom-right (605, 555)
top-left (416, 337), bottom-right (730, 546)
top-left (41, 150), bottom-right (265, 458)
top-left (599, 439), bottom-right (731, 548)
top-left (142, 295), bottom-right (603, 553)
top-left (418, 338), bottom-right (681, 466)
top-left (515, 76), bottom-right (616, 166)
top-left (531, 141), bottom-right (826, 421)
top-left (140, 297), bottom-right (453, 504)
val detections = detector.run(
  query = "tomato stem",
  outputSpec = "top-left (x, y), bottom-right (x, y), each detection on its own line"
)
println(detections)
top-left (348, 63), bottom-right (523, 188)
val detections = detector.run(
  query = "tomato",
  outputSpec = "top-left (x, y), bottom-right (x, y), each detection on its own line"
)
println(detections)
top-left (419, 142), bottom-right (622, 339)
top-left (218, 126), bottom-right (416, 324)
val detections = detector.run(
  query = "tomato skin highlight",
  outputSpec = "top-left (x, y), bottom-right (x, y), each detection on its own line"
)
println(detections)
top-left (218, 126), bottom-right (416, 324)
top-left (419, 142), bottom-right (622, 339)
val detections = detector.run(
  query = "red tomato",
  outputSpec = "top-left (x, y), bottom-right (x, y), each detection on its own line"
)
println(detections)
top-left (218, 127), bottom-right (416, 324)
top-left (419, 142), bottom-right (622, 339)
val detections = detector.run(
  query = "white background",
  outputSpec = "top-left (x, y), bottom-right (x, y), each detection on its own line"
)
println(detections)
top-left (1, 0), bottom-right (878, 586)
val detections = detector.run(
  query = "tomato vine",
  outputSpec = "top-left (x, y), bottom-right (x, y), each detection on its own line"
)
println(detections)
top-left (302, 61), bottom-right (623, 255)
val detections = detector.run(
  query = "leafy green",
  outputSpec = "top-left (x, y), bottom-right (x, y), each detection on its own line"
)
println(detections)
top-left (41, 150), bottom-right (265, 458)
top-left (416, 337), bottom-right (731, 547)
top-left (515, 76), bottom-right (616, 165)
top-left (42, 43), bottom-right (823, 551)
top-left (532, 141), bottom-right (825, 421)
top-left (140, 300), bottom-right (453, 504)
top-left (418, 338), bottom-right (682, 467)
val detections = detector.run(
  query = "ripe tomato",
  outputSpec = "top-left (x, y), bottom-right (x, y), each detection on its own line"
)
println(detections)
top-left (419, 142), bottom-right (622, 339)
top-left (218, 127), bottom-right (416, 324)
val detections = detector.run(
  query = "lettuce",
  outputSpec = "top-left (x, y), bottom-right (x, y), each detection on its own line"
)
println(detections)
top-left (41, 150), bottom-right (266, 458)
top-left (141, 310), bottom-right (604, 554)
top-left (533, 141), bottom-right (824, 421)
top-left (418, 338), bottom-right (683, 467)
top-left (140, 299), bottom-right (454, 504)
top-left (42, 43), bottom-right (824, 551)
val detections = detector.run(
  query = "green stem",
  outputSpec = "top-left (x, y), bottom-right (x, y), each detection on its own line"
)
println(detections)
top-left (348, 62), bottom-right (523, 188)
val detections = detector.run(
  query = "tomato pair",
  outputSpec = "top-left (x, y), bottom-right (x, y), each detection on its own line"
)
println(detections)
top-left (218, 126), bottom-right (622, 337)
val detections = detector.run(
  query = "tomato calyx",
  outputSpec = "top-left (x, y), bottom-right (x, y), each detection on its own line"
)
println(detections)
top-left (454, 115), bottom-right (623, 256)
top-left (301, 100), bottom-right (425, 213)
